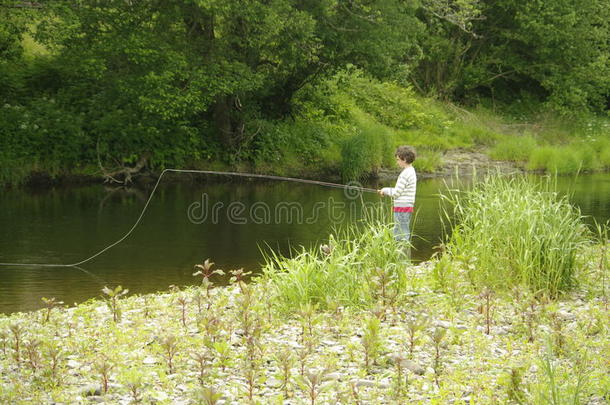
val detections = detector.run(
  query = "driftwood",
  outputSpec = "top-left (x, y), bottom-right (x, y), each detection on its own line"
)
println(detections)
top-left (99, 153), bottom-right (151, 185)
top-left (95, 133), bottom-right (152, 185)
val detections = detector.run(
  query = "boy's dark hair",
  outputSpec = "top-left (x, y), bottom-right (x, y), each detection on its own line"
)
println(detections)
top-left (395, 145), bottom-right (416, 163)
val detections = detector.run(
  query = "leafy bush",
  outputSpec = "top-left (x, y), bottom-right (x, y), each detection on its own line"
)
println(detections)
top-left (527, 147), bottom-right (558, 172)
top-left (337, 70), bottom-right (450, 132)
top-left (339, 108), bottom-right (395, 181)
top-left (0, 100), bottom-right (87, 184)
top-left (251, 119), bottom-right (342, 177)
top-left (470, 127), bottom-right (502, 147)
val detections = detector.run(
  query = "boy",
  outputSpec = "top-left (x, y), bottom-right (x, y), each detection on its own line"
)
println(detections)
top-left (378, 146), bottom-right (416, 243)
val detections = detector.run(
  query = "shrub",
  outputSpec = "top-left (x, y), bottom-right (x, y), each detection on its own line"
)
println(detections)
top-left (252, 119), bottom-right (340, 176)
top-left (0, 100), bottom-right (88, 185)
top-left (340, 108), bottom-right (396, 181)
top-left (592, 138), bottom-right (610, 169)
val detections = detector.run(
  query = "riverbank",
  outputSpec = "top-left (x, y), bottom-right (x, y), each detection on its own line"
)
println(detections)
top-left (8, 148), bottom-right (517, 189)
top-left (0, 249), bottom-right (607, 404)
top-left (3, 71), bottom-right (609, 189)
top-left (5, 145), bottom-right (598, 190)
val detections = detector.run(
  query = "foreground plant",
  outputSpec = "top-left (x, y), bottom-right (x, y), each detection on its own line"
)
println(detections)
top-left (193, 259), bottom-right (225, 310)
top-left (370, 266), bottom-right (399, 309)
top-left (24, 338), bottom-right (41, 371)
top-left (594, 222), bottom-right (608, 308)
top-left (0, 329), bottom-right (7, 356)
top-left (361, 316), bottom-right (382, 372)
top-left (93, 356), bottom-right (114, 394)
top-left (297, 368), bottom-right (336, 405)
top-left (43, 341), bottom-right (64, 386)
top-left (479, 288), bottom-right (495, 335)
top-left (274, 347), bottom-right (295, 398)
top-left (298, 302), bottom-right (321, 344)
top-left (533, 344), bottom-right (590, 405)
top-left (196, 386), bottom-right (223, 405)
top-left (517, 290), bottom-right (539, 343)
top-left (431, 327), bottom-right (447, 387)
top-left (159, 335), bottom-right (180, 374)
top-left (243, 356), bottom-right (264, 402)
top-left (230, 268), bottom-right (252, 293)
top-left (406, 314), bottom-right (428, 357)
top-left (102, 285), bottom-right (129, 322)
top-left (121, 369), bottom-right (145, 403)
top-left (391, 353), bottom-right (409, 400)
top-left (9, 323), bottom-right (25, 366)
top-left (175, 292), bottom-right (190, 328)
top-left (502, 366), bottom-right (526, 404)
top-left (40, 297), bottom-right (64, 324)
top-left (262, 219), bottom-right (407, 312)
top-left (191, 348), bottom-right (212, 385)
top-left (211, 340), bottom-right (232, 372)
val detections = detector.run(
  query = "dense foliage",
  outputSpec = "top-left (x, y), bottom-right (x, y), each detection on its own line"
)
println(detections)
top-left (0, 0), bottom-right (608, 184)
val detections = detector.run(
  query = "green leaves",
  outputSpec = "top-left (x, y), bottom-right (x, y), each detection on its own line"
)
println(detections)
top-left (102, 285), bottom-right (129, 322)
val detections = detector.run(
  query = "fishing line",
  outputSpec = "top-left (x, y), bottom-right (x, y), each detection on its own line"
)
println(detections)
top-left (0, 168), bottom-right (378, 268)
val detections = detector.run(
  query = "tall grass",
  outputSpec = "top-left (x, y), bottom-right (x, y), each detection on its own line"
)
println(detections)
top-left (441, 175), bottom-right (589, 297)
top-left (527, 144), bottom-right (601, 174)
top-left (489, 135), bottom-right (537, 162)
top-left (414, 150), bottom-right (442, 173)
top-left (261, 218), bottom-right (410, 313)
top-left (339, 109), bottom-right (391, 181)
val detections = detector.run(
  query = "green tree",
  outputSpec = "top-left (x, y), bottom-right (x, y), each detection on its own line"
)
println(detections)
top-left (413, 0), bottom-right (610, 112)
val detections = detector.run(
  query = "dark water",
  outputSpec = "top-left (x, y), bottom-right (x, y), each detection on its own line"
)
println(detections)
top-left (1, 173), bottom-right (609, 314)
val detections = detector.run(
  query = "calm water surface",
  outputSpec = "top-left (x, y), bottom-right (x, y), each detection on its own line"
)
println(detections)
top-left (1, 173), bottom-right (609, 314)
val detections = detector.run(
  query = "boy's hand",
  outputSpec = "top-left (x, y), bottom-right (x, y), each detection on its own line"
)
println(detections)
top-left (377, 189), bottom-right (385, 196)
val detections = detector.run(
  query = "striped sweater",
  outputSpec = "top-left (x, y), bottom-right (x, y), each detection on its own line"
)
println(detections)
top-left (381, 166), bottom-right (416, 207)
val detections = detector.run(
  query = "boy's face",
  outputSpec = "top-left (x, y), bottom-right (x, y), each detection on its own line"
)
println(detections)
top-left (395, 155), bottom-right (408, 168)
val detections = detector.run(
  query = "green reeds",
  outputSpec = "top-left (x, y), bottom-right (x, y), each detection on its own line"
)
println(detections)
top-left (261, 219), bottom-right (409, 313)
top-left (441, 175), bottom-right (589, 297)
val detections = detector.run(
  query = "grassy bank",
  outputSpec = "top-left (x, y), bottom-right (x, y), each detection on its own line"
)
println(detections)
top-left (199, 73), bottom-right (610, 181)
top-left (1, 176), bottom-right (608, 404)
top-left (2, 70), bottom-right (609, 187)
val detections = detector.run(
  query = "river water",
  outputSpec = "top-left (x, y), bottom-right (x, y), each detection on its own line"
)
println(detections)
top-left (1, 173), bottom-right (609, 314)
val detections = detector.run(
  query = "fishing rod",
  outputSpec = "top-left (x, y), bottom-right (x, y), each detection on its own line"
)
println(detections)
top-left (0, 168), bottom-right (379, 268)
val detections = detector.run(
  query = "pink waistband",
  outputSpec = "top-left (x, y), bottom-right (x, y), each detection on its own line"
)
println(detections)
top-left (393, 206), bottom-right (414, 213)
